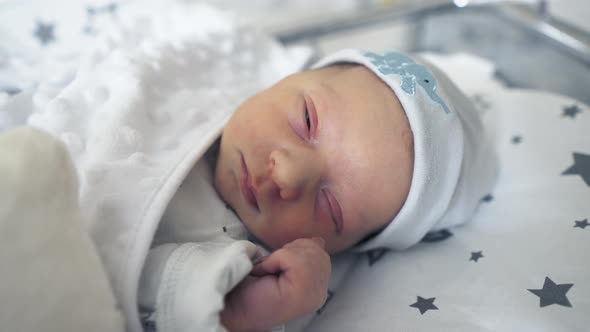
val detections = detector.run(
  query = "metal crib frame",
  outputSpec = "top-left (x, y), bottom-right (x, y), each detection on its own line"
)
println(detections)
top-left (275, 0), bottom-right (590, 104)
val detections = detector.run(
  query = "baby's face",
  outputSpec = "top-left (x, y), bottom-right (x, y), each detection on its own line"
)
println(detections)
top-left (214, 65), bottom-right (413, 254)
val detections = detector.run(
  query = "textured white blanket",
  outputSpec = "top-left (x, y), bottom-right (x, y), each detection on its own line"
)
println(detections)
top-left (0, 2), bottom-right (307, 331)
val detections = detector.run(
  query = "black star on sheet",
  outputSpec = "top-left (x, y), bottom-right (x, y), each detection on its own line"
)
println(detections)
top-left (87, 6), bottom-right (97, 16)
top-left (367, 248), bottom-right (390, 266)
top-left (421, 229), bottom-right (453, 243)
top-left (511, 135), bottom-right (522, 144)
top-left (410, 296), bottom-right (438, 315)
top-left (562, 105), bottom-right (582, 118)
top-left (562, 152), bottom-right (590, 186)
top-left (574, 219), bottom-right (589, 229)
top-left (33, 21), bottom-right (55, 45)
top-left (107, 3), bottom-right (119, 13)
top-left (316, 290), bottom-right (334, 315)
top-left (470, 251), bottom-right (484, 262)
top-left (2, 87), bottom-right (21, 95)
top-left (528, 277), bottom-right (573, 308)
top-left (480, 193), bottom-right (494, 203)
top-left (85, 3), bottom-right (118, 35)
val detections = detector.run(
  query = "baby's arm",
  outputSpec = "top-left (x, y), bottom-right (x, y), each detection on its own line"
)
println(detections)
top-left (221, 238), bottom-right (331, 332)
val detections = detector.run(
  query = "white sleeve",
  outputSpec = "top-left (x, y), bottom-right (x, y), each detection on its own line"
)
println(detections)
top-left (138, 241), bottom-right (260, 332)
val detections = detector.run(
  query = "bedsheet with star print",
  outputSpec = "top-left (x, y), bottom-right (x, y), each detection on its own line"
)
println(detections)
top-left (303, 53), bottom-right (590, 332)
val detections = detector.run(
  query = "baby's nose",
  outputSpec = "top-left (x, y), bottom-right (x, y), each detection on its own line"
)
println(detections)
top-left (268, 148), bottom-right (319, 201)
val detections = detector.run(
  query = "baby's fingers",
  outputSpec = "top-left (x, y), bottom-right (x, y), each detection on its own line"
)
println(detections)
top-left (250, 254), bottom-right (282, 277)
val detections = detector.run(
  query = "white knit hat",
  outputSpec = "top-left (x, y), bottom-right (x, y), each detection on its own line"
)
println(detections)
top-left (312, 49), bottom-right (498, 251)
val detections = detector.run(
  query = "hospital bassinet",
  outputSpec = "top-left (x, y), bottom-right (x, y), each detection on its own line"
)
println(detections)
top-left (0, 1), bottom-right (588, 331)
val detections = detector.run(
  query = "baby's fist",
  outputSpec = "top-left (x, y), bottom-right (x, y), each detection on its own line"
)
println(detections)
top-left (221, 238), bottom-right (331, 332)
top-left (252, 237), bottom-right (331, 313)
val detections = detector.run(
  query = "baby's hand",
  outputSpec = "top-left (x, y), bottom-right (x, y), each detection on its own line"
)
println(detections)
top-left (221, 238), bottom-right (331, 332)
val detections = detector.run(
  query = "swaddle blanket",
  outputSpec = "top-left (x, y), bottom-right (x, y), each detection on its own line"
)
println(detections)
top-left (0, 2), bottom-right (308, 331)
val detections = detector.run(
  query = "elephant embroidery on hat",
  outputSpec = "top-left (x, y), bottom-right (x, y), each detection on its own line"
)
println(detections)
top-left (364, 51), bottom-right (450, 114)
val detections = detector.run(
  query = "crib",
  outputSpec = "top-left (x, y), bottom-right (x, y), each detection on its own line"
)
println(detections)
top-left (0, 1), bottom-right (588, 331)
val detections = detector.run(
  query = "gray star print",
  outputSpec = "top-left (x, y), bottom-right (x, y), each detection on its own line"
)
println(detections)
top-left (562, 152), bottom-right (590, 186)
top-left (481, 193), bottom-right (493, 203)
top-left (33, 21), bottom-right (55, 45)
top-left (574, 219), bottom-right (589, 229)
top-left (562, 105), bottom-right (581, 118)
top-left (470, 251), bottom-right (484, 262)
top-left (410, 296), bottom-right (438, 315)
top-left (511, 135), bottom-right (522, 144)
top-left (528, 277), bottom-right (573, 308)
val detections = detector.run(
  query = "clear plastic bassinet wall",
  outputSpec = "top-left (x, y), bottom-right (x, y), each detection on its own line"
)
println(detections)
top-left (271, 0), bottom-right (590, 105)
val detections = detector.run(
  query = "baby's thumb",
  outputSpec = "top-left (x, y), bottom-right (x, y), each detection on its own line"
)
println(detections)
top-left (250, 254), bottom-right (281, 277)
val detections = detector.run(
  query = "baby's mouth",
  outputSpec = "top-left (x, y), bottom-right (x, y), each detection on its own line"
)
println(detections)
top-left (240, 154), bottom-right (259, 212)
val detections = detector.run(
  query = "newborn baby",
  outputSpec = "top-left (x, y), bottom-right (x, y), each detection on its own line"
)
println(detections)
top-left (217, 61), bottom-right (413, 331)
top-left (139, 49), bottom-right (497, 332)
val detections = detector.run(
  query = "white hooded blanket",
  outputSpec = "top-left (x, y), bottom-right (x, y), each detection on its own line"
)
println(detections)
top-left (0, 3), bottom-right (307, 331)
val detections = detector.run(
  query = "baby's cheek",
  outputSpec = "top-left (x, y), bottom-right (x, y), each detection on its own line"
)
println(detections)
top-left (259, 229), bottom-right (296, 250)
top-left (255, 225), bottom-right (310, 249)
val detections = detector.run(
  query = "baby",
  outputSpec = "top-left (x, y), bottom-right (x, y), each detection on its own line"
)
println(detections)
top-left (216, 61), bottom-right (413, 331)
top-left (138, 49), bottom-right (498, 332)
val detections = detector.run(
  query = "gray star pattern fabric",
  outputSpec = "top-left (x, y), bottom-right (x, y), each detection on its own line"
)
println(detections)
top-left (469, 251), bottom-right (484, 262)
top-left (574, 219), bottom-right (589, 229)
top-left (410, 297), bottom-right (439, 315)
top-left (511, 135), bottom-right (522, 144)
top-left (528, 277), bottom-right (573, 308)
top-left (562, 105), bottom-right (582, 118)
top-left (33, 21), bottom-right (55, 45)
top-left (562, 152), bottom-right (590, 186)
